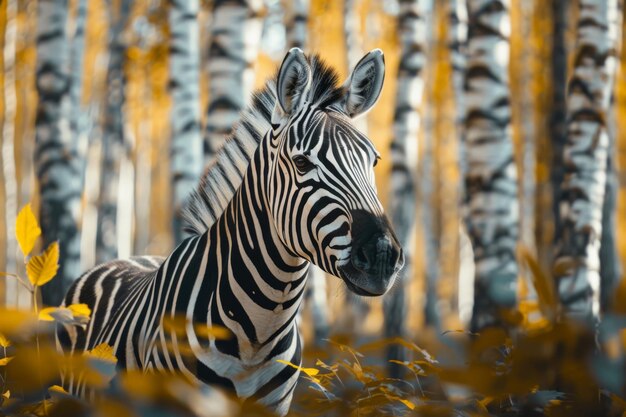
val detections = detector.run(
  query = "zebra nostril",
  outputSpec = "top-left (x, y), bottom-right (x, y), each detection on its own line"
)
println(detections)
top-left (353, 246), bottom-right (371, 271)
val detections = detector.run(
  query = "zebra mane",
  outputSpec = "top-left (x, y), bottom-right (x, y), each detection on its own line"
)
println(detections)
top-left (182, 54), bottom-right (345, 236)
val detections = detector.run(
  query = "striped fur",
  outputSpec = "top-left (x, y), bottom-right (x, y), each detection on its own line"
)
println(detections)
top-left (58, 50), bottom-right (404, 415)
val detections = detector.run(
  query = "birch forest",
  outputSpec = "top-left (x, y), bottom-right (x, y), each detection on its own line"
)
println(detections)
top-left (0, 0), bottom-right (625, 416)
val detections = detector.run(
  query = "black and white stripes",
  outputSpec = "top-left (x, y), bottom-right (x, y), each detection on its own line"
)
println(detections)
top-left (57, 49), bottom-right (404, 415)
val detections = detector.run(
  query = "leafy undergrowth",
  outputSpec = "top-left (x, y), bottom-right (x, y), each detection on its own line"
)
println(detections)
top-left (0, 205), bottom-right (624, 417)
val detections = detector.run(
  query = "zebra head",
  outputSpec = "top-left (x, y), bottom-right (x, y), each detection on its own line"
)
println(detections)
top-left (266, 48), bottom-right (404, 296)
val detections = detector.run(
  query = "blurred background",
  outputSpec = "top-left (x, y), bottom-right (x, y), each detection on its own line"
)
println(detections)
top-left (0, 0), bottom-right (625, 365)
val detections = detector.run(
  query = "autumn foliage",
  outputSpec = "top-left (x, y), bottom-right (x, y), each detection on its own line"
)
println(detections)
top-left (0, 205), bottom-right (625, 416)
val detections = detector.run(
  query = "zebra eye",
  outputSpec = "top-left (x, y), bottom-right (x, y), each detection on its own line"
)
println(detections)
top-left (373, 156), bottom-right (380, 167)
top-left (293, 155), bottom-right (314, 173)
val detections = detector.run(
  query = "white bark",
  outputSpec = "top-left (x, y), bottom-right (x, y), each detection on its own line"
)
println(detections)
top-left (464, 0), bottom-right (518, 331)
top-left (35, 0), bottom-right (84, 306)
top-left (70, 0), bottom-right (88, 151)
top-left (2, 0), bottom-right (20, 306)
top-left (202, 0), bottom-right (263, 164)
top-left (449, 0), bottom-right (468, 184)
top-left (284, 0), bottom-right (309, 50)
top-left (447, 0), bottom-right (469, 327)
top-left (518, 0), bottom-right (535, 252)
top-left (385, 0), bottom-right (429, 376)
top-left (170, 0), bottom-right (203, 245)
top-left (96, 0), bottom-right (132, 263)
top-left (344, 0), bottom-right (364, 72)
top-left (553, 0), bottom-right (622, 323)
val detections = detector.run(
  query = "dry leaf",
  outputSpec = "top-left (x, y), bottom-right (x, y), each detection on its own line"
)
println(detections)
top-left (48, 385), bottom-right (68, 395)
top-left (68, 303), bottom-right (91, 319)
top-left (0, 333), bottom-right (10, 348)
top-left (194, 323), bottom-right (232, 340)
top-left (0, 356), bottom-right (14, 366)
top-left (276, 359), bottom-right (321, 384)
top-left (27, 241), bottom-right (59, 287)
top-left (87, 343), bottom-right (118, 364)
top-left (38, 307), bottom-right (58, 322)
top-left (15, 204), bottom-right (41, 257)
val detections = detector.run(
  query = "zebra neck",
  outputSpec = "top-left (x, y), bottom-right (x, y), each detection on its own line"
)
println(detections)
top-left (200, 145), bottom-right (309, 363)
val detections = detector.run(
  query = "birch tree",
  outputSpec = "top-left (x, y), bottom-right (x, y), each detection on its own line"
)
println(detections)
top-left (464, 0), bottom-right (518, 332)
top-left (600, 141), bottom-right (620, 312)
top-left (35, 0), bottom-right (86, 305)
top-left (70, 0), bottom-right (88, 160)
top-left (550, 0), bottom-right (569, 245)
top-left (448, 0), bottom-right (467, 139)
top-left (170, 0), bottom-right (203, 245)
top-left (344, 0), bottom-right (363, 76)
top-left (2, 0), bottom-right (20, 306)
top-left (553, 0), bottom-right (622, 323)
top-left (202, 0), bottom-right (263, 164)
top-left (284, 0), bottom-right (309, 50)
top-left (96, 0), bottom-right (132, 263)
top-left (385, 0), bottom-right (428, 376)
top-left (446, 0), bottom-right (472, 327)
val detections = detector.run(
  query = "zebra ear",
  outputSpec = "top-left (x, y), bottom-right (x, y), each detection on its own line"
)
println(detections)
top-left (275, 48), bottom-right (312, 116)
top-left (343, 49), bottom-right (385, 118)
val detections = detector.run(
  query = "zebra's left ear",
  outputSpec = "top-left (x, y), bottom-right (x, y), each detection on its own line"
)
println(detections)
top-left (342, 49), bottom-right (385, 118)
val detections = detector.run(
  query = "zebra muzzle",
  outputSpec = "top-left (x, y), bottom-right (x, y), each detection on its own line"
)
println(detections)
top-left (342, 210), bottom-right (404, 296)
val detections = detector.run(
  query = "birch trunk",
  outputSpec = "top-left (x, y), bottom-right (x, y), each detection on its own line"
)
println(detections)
top-left (2, 0), bottom-right (20, 306)
top-left (449, 0), bottom-right (468, 151)
top-left (70, 0), bottom-right (88, 152)
top-left (36, 0), bottom-right (85, 306)
top-left (550, 0), bottom-right (569, 247)
top-left (343, 0), bottom-right (368, 135)
top-left (384, 0), bottom-right (428, 376)
top-left (202, 0), bottom-right (263, 165)
top-left (600, 146), bottom-right (620, 312)
top-left (553, 0), bottom-right (622, 323)
top-left (284, 0), bottom-right (309, 50)
top-left (518, 0), bottom-right (536, 253)
top-left (170, 0), bottom-right (203, 245)
top-left (344, 0), bottom-right (363, 73)
top-left (96, 0), bottom-right (132, 263)
top-left (447, 0), bottom-right (469, 327)
top-left (422, 4), bottom-right (439, 329)
top-left (465, 0), bottom-right (518, 332)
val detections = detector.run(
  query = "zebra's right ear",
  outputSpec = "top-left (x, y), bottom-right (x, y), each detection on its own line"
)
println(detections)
top-left (275, 48), bottom-right (312, 117)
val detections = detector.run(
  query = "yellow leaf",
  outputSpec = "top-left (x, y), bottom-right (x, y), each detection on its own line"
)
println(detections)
top-left (38, 307), bottom-right (57, 321)
top-left (15, 204), bottom-right (41, 257)
top-left (68, 303), bottom-right (91, 319)
top-left (0, 308), bottom-right (38, 336)
top-left (194, 324), bottom-right (232, 340)
top-left (0, 333), bottom-right (10, 348)
top-left (398, 398), bottom-right (416, 410)
top-left (48, 385), bottom-right (68, 395)
top-left (276, 359), bottom-right (319, 377)
top-left (2, 390), bottom-right (9, 399)
top-left (0, 356), bottom-right (14, 366)
top-left (39, 306), bottom-right (90, 327)
top-left (479, 396), bottom-right (494, 408)
top-left (87, 343), bottom-right (118, 364)
top-left (27, 241), bottom-right (59, 287)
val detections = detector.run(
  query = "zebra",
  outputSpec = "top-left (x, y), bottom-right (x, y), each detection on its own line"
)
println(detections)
top-left (57, 48), bottom-right (404, 415)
